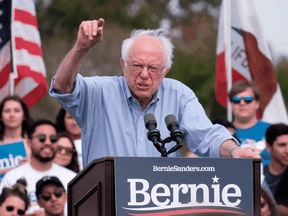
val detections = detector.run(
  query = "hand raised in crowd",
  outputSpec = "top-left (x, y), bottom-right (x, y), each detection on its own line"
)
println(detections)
top-left (76, 19), bottom-right (105, 52)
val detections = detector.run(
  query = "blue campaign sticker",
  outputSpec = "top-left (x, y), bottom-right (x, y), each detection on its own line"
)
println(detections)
top-left (0, 141), bottom-right (27, 181)
top-left (115, 157), bottom-right (253, 216)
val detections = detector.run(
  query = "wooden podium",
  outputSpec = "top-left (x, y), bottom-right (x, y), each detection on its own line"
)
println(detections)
top-left (67, 157), bottom-right (261, 216)
top-left (67, 157), bottom-right (115, 216)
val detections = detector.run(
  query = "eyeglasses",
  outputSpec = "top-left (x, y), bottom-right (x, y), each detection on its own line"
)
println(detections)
top-left (127, 62), bottom-right (165, 75)
top-left (31, 134), bottom-right (58, 143)
top-left (231, 96), bottom-right (254, 104)
top-left (39, 188), bottom-right (64, 201)
top-left (57, 145), bottom-right (75, 155)
top-left (6, 206), bottom-right (25, 215)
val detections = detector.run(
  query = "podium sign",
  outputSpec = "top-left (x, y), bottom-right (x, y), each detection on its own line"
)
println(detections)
top-left (0, 141), bottom-right (26, 182)
top-left (115, 157), bottom-right (253, 216)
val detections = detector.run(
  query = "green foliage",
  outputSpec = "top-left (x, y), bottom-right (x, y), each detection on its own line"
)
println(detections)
top-left (36, 0), bottom-right (133, 36)
top-left (129, 8), bottom-right (159, 29)
top-left (276, 58), bottom-right (288, 107)
top-left (167, 43), bottom-right (226, 120)
top-left (36, 0), bottom-right (222, 38)
top-left (178, 0), bottom-right (221, 8)
top-left (34, 0), bottom-right (226, 120)
top-left (33, 0), bottom-right (288, 123)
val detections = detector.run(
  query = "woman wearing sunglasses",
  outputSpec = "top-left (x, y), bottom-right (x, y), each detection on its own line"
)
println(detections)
top-left (0, 178), bottom-right (30, 216)
top-left (0, 95), bottom-right (34, 162)
top-left (54, 133), bottom-right (80, 173)
top-left (56, 108), bottom-right (82, 170)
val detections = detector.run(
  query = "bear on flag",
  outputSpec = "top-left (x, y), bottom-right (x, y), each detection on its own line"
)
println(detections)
top-left (215, 0), bottom-right (288, 124)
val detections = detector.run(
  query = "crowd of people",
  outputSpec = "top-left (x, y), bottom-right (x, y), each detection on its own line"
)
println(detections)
top-left (1, 86), bottom-right (284, 215)
top-left (0, 95), bottom-right (80, 215)
top-left (0, 18), bottom-right (286, 215)
top-left (185, 80), bottom-right (288, 215)
top-left (216, 80), bottom-right (288, 216)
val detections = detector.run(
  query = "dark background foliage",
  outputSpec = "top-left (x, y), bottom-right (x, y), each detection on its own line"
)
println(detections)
top-left (32, 0), bottom-right (288, 125)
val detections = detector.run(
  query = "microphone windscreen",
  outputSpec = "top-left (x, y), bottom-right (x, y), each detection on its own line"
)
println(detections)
top-left (165, 114), bottom-right (178, 127)
top-left (144, 113), bottom-right (157, 128)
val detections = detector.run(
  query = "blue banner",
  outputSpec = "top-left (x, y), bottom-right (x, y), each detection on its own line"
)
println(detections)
top-left (0, 141), bottom-right (27, 182)
top-left (115, 157), bottom-right (253, 216)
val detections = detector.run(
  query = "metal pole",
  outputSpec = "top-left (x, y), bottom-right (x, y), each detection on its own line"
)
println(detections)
top-left (224, 0), bottom-right (232, 122)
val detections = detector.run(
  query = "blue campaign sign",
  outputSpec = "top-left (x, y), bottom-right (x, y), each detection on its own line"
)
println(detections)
top-left (115, 157), bottom-right (253, 216)
top-left (0, 141), bottom-right (27, 181)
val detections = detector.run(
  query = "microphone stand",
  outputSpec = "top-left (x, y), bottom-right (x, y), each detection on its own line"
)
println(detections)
top-left (151, 136), bottom-right (183, 157)
top-left (145, 113), bottom-right (184, 157)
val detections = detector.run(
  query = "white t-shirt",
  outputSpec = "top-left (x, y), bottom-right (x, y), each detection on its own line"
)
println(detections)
top-left (0, 162), bottom-right (77, 214)
top-left (74, 139), bottom-right (83, 170)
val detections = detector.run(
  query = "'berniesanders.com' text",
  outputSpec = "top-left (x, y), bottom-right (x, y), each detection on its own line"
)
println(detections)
top-left (153, 165), bottom-right (215, 172)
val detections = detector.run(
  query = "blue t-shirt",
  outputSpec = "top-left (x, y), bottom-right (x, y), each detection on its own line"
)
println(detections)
top-left (236, 121), bottom-right (271, 166)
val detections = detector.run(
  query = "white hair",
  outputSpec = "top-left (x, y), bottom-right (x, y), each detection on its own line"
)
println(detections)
top-left (121, 29), bottom-right (174, 70)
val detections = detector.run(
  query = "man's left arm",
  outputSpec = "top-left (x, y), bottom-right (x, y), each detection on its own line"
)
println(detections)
top-left (220, 139), bottom-right (261, 158)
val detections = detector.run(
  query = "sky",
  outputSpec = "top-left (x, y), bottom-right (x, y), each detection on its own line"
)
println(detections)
top-left (256, 0), bottom-right (288, 61)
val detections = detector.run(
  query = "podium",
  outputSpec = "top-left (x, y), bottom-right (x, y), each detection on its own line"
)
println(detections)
top-left (67, 157), bottom-right (261, 216)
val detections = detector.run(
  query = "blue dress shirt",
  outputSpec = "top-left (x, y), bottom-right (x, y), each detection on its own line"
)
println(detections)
top-left (49, 74), bottom-right (234, 167)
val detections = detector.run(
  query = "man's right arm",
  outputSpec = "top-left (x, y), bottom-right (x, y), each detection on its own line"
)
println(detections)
top-left (53, 19), bottom-right (105, 93)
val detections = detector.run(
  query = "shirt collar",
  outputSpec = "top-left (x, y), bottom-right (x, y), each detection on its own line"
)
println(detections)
top-left (123, 78), bottom-right (161, 106)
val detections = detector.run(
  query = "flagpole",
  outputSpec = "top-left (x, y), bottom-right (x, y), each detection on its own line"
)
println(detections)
top-left (9, 73), bottom-right (14, 95)
top-left (10, 0), bottom-right (16, 95)
top-left (224, 0), bottom-right (232, 122)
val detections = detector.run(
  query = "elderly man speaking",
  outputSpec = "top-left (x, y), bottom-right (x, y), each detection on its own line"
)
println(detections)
top-left (49, 18), bottom-right (260, 167)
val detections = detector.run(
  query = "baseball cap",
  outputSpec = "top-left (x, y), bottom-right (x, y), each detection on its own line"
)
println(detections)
top-left (36, 176), bottom-right (65, 197)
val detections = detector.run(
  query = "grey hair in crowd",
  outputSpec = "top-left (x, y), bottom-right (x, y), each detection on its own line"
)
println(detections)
top-left (121, 29), bottom-right (174, 70)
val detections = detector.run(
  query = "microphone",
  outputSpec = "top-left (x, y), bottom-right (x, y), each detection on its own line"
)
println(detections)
top-left (144, 113), bottom-right (161, 148)
top-left (165, 114), bottom-right (184, 146)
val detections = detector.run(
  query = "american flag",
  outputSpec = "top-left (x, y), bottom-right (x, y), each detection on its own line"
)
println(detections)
top-left (0, 0), bottom-right (47, 107)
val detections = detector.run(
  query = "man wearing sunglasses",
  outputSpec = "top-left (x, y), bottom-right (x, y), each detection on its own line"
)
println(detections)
top-left (229, 80), bottom-right (271, 165)
top-left (36, 176), bottom-right (67, 216)
top-left (0, 120), bottom-right (76, 215)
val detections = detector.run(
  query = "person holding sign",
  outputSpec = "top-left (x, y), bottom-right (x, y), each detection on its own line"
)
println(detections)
top-left (0, 95), bottom-right (34, 144)
top-left (0, 119), bottom-right (77, 215)
top-left (0, 95), bottom-right (34, 181)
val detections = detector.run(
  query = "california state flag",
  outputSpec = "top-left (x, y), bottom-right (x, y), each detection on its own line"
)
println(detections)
top-left (215, 0), bottom-right (288, 124)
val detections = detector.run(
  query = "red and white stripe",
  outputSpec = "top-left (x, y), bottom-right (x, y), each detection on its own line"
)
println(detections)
top-left (2, 0), bottom-right (47, 107)
top-left (215, 0), bottom-right (288, 124)
top-left (0, 42), bottom-right (11, 97)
